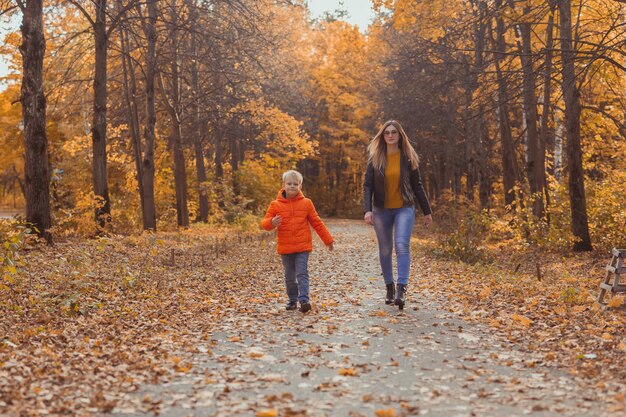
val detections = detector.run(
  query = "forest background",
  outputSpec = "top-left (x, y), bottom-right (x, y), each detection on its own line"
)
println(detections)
top-left (1, 0), bottom-right (625, 254)
top-left (1, 0), bottom-right (626, 414)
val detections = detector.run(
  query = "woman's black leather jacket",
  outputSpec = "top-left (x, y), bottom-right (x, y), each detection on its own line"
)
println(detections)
top-left (363, 153), bottom-right (432, 215)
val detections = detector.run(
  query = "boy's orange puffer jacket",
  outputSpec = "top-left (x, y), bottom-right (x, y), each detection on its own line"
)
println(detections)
top-left (261, 190), bottom-right (334, 254)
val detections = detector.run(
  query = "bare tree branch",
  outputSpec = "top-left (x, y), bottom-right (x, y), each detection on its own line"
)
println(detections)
top-left (1, 2), bottom-right (20, 14)
top-left (107, 0), bottom-right (144, 38)
top-left (66, 0), bottom-right (96, 27)
top-left (581, 105), bottom-right (626, 138)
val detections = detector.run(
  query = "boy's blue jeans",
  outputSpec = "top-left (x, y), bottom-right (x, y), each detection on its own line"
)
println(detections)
top-left (372, 206), bottom-right (415, 285)
top-left (281, 252), bottom-right (310, 303)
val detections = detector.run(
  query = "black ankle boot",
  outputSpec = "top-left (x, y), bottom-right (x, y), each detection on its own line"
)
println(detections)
top-left (385, 284), bottom-right (395, 305)
top-left (395, 284), bottom-right (406, 310)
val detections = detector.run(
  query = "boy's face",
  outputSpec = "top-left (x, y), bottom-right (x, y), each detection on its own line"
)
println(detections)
top-left (283, 177), bottom-right (302, 198)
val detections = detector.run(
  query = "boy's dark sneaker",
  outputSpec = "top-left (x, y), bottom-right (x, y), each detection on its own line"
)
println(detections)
top-left (285, 301), bottom-right (298, 311)
top-left (299, 302), bottom-right (311, 313)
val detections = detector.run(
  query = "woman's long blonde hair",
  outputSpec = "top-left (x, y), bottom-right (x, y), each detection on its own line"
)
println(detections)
top-left (367, 120), bottom-right (420, 171)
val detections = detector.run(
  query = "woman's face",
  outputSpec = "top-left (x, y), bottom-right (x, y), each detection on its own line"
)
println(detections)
top-left (383, 124), bottom-right (400, 147)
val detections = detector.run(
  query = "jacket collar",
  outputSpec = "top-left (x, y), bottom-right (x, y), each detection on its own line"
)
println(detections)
top-left (277, 189), bottom-right (304, 202)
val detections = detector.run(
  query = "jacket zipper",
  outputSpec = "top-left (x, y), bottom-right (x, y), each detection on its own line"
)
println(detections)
top-left (290, 198), bottom-right (295, 242)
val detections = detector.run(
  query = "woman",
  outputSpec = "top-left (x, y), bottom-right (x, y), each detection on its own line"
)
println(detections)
top-left (363, 120), bottom-right (432, 310)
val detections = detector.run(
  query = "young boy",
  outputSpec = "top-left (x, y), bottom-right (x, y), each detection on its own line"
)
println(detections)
top-left (261, 170), bottom-right (334, 312)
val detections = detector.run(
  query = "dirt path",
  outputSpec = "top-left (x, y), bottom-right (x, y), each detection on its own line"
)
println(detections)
top-left (106, 220), bottom-right (601, 417)
top-left (0, 208), bottom-right (24, 219)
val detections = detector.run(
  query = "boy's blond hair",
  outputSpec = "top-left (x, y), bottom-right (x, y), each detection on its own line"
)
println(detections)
top-left (282, 170), bottom-right (303, 184)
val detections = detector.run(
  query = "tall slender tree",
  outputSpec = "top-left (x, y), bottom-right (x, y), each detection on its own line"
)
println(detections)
top-left (143, 0), bottom-right (158, 230)
top-left (538, 7), bottom-right (555, 219)
top-left (115, 0), bottom-right (158, 230)
top-left (136, 0), bottom-right (158, 230)
top-left (160, 0), bottom-right (189, 227)
top-left (512, 1), bottom-right (542, 217)
top-left (185, 0), bottom-right (209, 223)
top-left (17, 0), bottom-right (52, 242)
top-left (493, 0), bottom-right (519, 207)
top-left (68, 0), bottom-right (139, 227)
top-left (558, 0), bottom-right (592, 251)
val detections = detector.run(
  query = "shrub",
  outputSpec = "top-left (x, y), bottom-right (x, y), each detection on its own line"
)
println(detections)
top-left (586, 170), bottom-right (626, 250)
top-left (438, 209), bottom-right (492, 264)
top-left (0, 221), bottom-right (29, 290)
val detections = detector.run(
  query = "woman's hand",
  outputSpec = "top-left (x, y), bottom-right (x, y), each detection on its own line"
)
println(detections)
top-left (327, 242), bottom-right (334, 251)
top-left (423, 214), bottom-right (432, 227)
top-left (364, 211), bottom-right (373, 225)
top-left (271, 214), bottom-right (282, 228)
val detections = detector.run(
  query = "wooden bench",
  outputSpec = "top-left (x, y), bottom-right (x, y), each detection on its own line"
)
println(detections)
top-left (598, 248), bottom-right (626, 305)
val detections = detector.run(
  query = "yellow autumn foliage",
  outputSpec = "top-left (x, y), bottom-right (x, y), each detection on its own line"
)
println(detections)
top-left (511, 314), bottom-right (532, 328)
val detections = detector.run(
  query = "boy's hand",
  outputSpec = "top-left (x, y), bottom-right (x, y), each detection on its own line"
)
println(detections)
top-left (364, 211), bottom-right (373, 225)
top-left (327, 242), bottom-right (334, 251)
top-left (271, 215), bottom-right (282, 227)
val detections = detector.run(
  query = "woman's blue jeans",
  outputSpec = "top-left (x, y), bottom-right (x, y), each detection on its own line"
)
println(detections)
top-left (281, 252), bottom-right (310, 303)
top-left (372, 206), bottom-right (415, 285)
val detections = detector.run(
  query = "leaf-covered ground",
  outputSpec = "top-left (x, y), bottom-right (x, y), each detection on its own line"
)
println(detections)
top-left (413, 233), bottom-right (626, 390)
top-left (1, 220), bottom-right (624, 416)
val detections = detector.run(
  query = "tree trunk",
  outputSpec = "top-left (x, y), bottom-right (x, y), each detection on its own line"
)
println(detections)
top-left (463, 64), bottom-right (477, 202)
top-left (215, 125), bottom-right (223, 180)
top-left (518, 9), bottom-right (543, 217)
top-left (187, 0), bottom-right (209, 223)
top-left (230, 134), bottom-right (240, 195)
top-left (478, 120), bottom-right (492, 208)
top-left (495, 65), bottom-right (518, 207)
top-left (165, 3), bottom-right (189, 227)
top-left (92, 0), bottom-right (111, 227)
top-left (554, 112), bottom-right (564, 181)
top-left (141, 0), bottom-right (158, 230)
top-left (19, 0), bottom-right (52, 243)
top-left (194, 139), bottom-right (209, 221)
top-left (468, 0), bottom-right (489, 205)
top-left (538, 11), bottom-right (555, 219)
top-left (119, 21), bottom-right (145, 225)
top-left (171, 127), bottom-right (189, 227)
top-left (558, 0), bottom-right (592, 251)
top-left (494, 0), bottom-right (519, 207)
